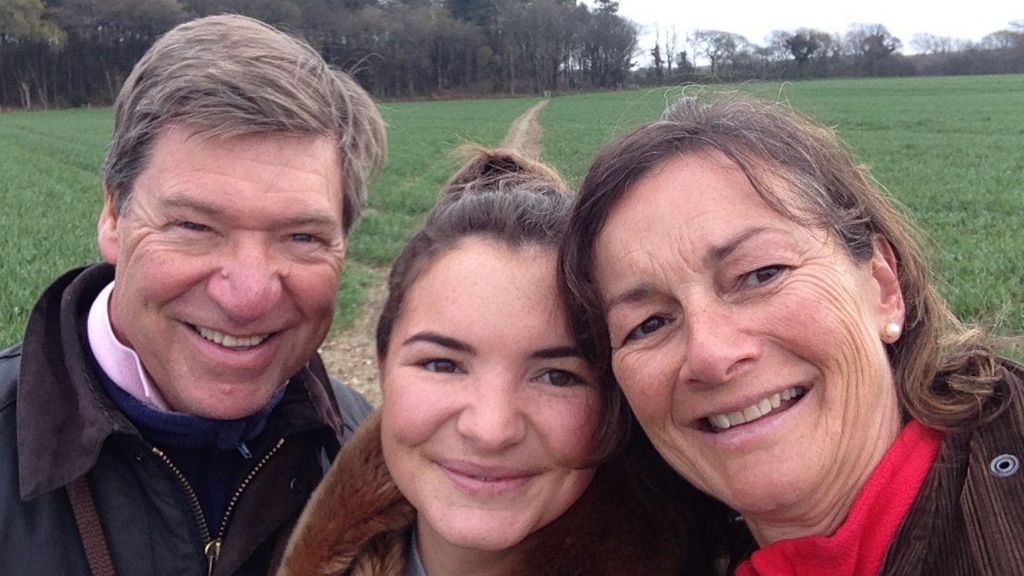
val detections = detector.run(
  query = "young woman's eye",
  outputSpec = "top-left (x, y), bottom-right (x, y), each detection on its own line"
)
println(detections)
top-left (539, 369), bottom-right (585, 388)
top-left (626, 316), bottom-right (670, 342)
top-left (742, 265), bottom-right (785, 287)
top-left (420, 359), bottom-right (460, 374)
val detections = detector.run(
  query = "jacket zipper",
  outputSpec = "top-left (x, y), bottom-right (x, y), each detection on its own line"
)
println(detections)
top-left (151, 437), bottom-right (286, 576)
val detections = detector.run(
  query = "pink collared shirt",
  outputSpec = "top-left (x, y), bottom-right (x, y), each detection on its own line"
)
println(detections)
top-left (86, 282), bottom-right (171, 412)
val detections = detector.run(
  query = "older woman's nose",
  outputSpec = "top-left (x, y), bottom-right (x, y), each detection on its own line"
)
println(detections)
top-left (207, 239), bottom-right (285, 322)
top-left (456, 376), bottom-right (527, 452)
top-left (681, 304), bottom-right (760, 387)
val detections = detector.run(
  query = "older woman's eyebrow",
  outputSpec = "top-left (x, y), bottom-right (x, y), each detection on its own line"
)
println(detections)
top-left (604, 283), bottom-right (657, 314)
top-left (704, 226), bottom-right (773, 266)
top-left (402, 332), bottom-right (475, 354)
top-left (529, 346), bottom-right (581, 360)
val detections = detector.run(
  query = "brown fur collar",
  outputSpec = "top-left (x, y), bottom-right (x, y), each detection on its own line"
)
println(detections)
top-left (278, 410), bottom-right (414, 576)
top-left (279, 409), bottom-right (695, 576)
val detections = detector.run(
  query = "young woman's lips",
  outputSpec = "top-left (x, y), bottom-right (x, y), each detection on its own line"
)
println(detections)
top-left (438, 460), bottom-right (538, 497)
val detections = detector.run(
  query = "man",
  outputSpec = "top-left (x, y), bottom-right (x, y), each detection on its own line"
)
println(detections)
top-left (0, 15), bottom-right (386, 575)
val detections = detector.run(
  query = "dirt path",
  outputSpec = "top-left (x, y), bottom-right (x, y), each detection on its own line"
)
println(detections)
top-left (318, 99), bottom-right (549, 405)
top-left (501, 100), bottom-right (548, 160)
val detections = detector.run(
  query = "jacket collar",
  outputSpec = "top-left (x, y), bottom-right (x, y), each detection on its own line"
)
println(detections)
top-left (17, 263), bottom-right (344, 499)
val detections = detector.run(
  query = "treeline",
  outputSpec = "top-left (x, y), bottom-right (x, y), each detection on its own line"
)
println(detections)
top-left (3, 1), bottom-right (1024, 109)
top-left (1, 0), bottom-right (637, 108)
top-left (636, 22), bottom-right (1024, 85)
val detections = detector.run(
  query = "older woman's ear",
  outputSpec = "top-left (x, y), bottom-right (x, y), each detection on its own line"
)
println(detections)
top-left (869, 235), bottom-right (906, 340)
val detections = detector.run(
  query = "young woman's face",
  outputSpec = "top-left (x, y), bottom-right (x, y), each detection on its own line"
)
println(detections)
top-left (380, 238), bottom-right (599, 561)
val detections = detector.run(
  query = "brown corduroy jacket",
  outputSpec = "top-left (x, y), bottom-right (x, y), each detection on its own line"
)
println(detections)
top-left (882, 361), bottom-right (1024, 575)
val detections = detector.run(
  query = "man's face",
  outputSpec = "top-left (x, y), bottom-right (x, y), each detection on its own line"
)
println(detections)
top-left (98, 126), bottom-right (346, 419)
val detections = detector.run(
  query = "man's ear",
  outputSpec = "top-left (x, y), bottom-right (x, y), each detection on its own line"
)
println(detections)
top-left (870, 235), bottom-right (905, 327)
top-left (97, 187), bottom-right (120, 265)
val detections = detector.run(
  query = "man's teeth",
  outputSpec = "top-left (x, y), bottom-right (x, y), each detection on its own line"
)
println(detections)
top-left (196, 326), bottom-right (268, 348)
top-left (707, 387), bottom-right (805, 431)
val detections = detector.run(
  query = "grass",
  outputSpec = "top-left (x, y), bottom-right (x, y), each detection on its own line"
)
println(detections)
top-left (2, 77), bottom-right (1022, 348)
top-left (542, 76), bottom-right (1024, 339)
top-left (0, 97), bottom-right (536, 347)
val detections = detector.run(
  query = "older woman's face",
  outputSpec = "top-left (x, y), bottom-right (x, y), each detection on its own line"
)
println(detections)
top-left (593, 152), bottom-right (905, 541)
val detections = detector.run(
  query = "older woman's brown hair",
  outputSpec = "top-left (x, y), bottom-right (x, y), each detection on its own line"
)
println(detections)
top-left (560, 92), bottom-right (1011, 432)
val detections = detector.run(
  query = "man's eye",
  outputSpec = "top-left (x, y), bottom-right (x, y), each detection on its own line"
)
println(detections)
top-left (626, 316), bottom-right (669, 342)
top-left (289, 233), bottom-right (317, 243)
top-left (742, 265), bottom-right (785, 287)
top-left (539, 369), bottom-right (585, 388)
top-left (421, 359), bottom-right (460, 374)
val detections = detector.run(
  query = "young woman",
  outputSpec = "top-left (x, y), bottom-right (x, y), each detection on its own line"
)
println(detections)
top-left (277, 149), bottom-right (717, 576)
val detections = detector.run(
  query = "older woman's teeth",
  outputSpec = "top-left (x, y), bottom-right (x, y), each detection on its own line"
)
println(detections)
top-left (196, 326), bottom-right (268, 348)
top-left (708, 387), bottom-right (805, 431)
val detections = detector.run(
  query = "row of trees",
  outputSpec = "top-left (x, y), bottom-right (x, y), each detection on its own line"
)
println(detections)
top-left (639, 21), bottom-right (1024, 84)
top-left (1, 0), bottom-right (638, 108)
top-left (2, 0), bottom-right (1023, 108)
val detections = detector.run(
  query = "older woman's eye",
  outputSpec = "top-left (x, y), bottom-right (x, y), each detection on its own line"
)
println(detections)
top-left (177, 220), bottom-right (210, 233)
top-left (626, 316), bottom-right (670, 342)
top-left (743, 265), bottom-right (785, 287)
top-left (539, 369), bottom-right (586, 388)
top-left (421, 359), bottom-right (461, 374)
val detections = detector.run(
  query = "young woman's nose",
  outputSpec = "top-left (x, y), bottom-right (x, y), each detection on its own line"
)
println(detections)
top-left (455, 375), bottom-right (527, 452)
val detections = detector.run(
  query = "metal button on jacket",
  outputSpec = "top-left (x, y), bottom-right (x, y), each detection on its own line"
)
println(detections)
top-left (989, 454), bottom-right (1020, 478)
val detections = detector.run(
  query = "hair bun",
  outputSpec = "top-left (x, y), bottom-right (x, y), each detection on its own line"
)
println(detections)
top-left (445, 146), bottom-right (566, 196)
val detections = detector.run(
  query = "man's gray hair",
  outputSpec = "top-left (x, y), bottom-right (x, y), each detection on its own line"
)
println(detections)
top-left (102, 14), bottom-right (386, 235)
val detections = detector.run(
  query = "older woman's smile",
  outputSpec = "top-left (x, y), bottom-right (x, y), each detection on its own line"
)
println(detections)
top-left (704, 386), bottom-right (808, 432)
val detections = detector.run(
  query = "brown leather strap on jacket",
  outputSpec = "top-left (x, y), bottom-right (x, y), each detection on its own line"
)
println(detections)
top-left (67, 475), bottom-right (117, 576)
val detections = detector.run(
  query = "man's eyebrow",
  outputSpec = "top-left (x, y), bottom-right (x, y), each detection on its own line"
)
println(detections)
top-left (402, 332), bottom-right (475, 354)
top-left (158, 195), bottom-right (223, 217)
top-left (704, 226), bottom-right (773, 266)
top-left (158, 195), bottom-right (339, 228)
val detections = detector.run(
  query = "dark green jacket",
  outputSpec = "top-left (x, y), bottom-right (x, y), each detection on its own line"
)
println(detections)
top-left (0, 264), bottom-right (371, 576)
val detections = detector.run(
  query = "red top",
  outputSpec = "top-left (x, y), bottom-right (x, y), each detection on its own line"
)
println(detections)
top-left (736, 420), bottom-right (943, 576)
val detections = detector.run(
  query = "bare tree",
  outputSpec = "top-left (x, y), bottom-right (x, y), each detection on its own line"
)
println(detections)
top-left (664, 26), bottom-right (677, 76)
top-left (689, 29), bottom-right (741, 77)
top-left (844, 23), bottom-right (901, 76)
top-left (650, 39), bottom-right (663, 81)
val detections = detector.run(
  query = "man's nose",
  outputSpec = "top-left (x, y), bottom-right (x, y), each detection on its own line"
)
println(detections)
top-left (207, 238), bottom-right (284, 323)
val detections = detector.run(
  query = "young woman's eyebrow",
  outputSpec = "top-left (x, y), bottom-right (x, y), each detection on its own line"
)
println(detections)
top-left (529, 346), bottom-right (581, 360)
top-left (402, 331), bottom-right (475, 354)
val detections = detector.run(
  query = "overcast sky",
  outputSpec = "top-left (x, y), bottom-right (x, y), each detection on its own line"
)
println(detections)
top-left (604, 0), bottom-right (1021, 62)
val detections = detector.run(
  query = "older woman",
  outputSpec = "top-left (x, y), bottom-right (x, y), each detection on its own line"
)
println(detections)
top-left (561, 94), bottom-right (1024, 574)
top-left (276, 148), bottom-right (714, 576)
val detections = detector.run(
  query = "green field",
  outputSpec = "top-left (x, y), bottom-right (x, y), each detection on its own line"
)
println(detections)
top-left (2, 76), bottom-right (1022, 348)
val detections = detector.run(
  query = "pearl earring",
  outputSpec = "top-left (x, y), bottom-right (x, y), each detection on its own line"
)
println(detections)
top-left (883, 322), bottom-right (902, 343)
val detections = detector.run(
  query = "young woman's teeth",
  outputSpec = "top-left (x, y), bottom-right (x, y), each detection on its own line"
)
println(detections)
top-left (707, 387), bottom-right (805, 431)
top-left (196, 326), bottom-right (268, 348)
